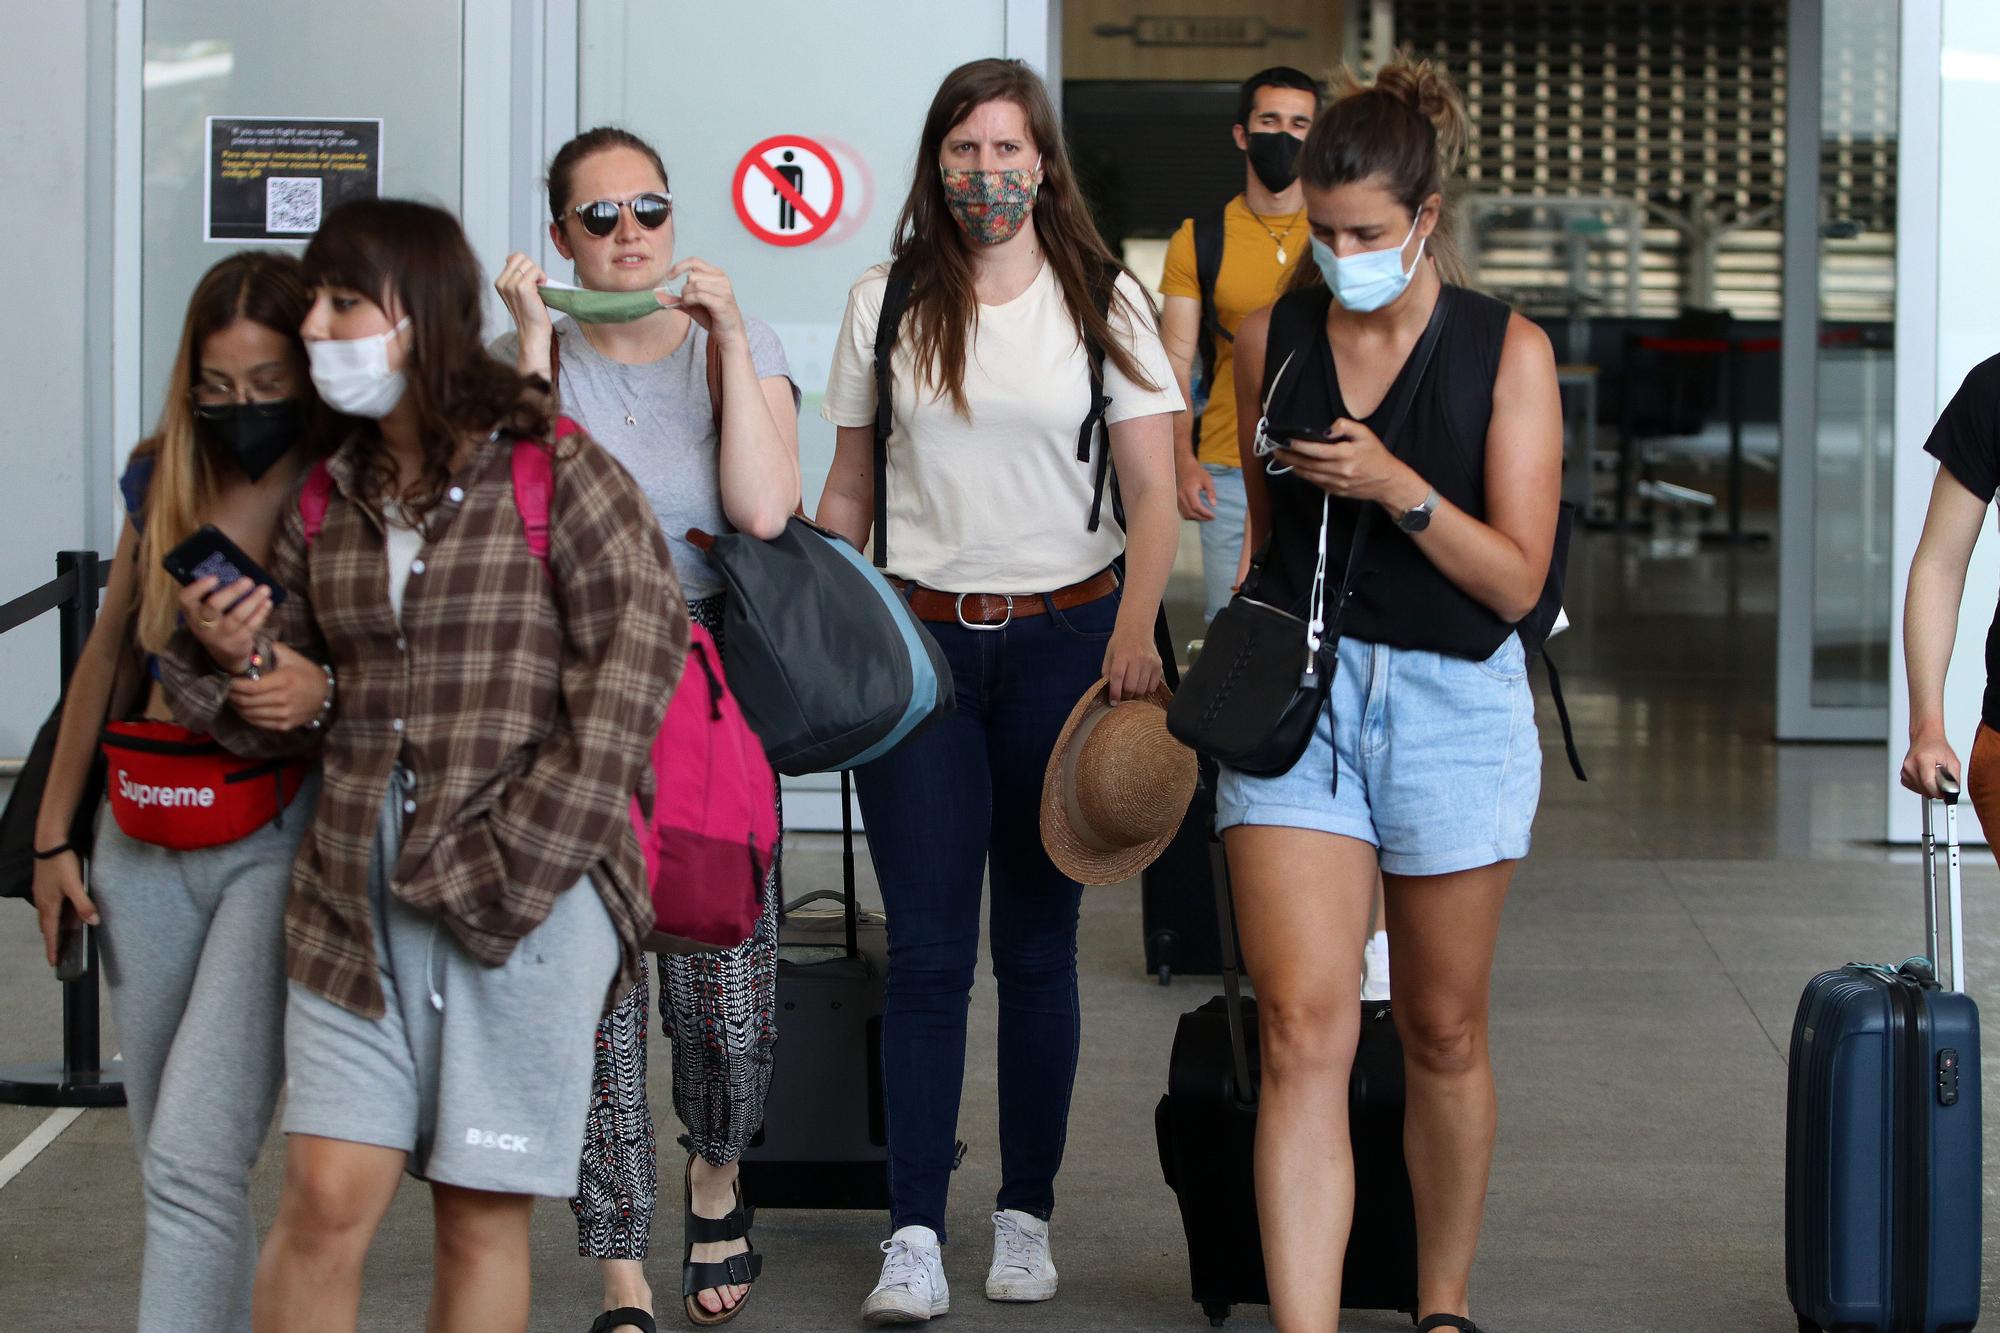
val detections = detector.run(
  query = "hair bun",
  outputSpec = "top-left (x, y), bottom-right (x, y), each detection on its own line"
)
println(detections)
top-left (1365, 54), bottom-right (1468, 176)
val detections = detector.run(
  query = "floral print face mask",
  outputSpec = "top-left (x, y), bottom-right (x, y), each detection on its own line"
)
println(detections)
top-left (939, 160), bottom-right (1041, 245)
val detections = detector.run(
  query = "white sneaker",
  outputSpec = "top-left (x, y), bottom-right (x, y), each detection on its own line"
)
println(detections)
top-left (862, 1225), bottom-right (950, 1324)
top-left (985, 1209), bottom-right (1058, 1302)
top-left (1361, 930), bottom-right (1392, 1002)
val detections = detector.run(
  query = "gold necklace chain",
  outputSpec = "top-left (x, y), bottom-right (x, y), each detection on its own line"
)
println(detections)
top-left (1246, 207), bottom-right (1305, 266)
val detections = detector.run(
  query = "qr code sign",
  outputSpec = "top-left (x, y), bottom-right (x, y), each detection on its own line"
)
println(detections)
top-left (265, 177), bottom-right (322, 234)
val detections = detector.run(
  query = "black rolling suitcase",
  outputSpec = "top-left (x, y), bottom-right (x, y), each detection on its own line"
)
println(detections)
top-left (1142, 760), bottom-right (1225, 984)
top-left (1786, 778), bottom-right (1983, 1332)
top-left (1141, 618), bottom-right (1223, 984)
top-left (738, 774), bottom-right (891, 1210)
top-left (1154, 832), bottom-right (1417, 1326)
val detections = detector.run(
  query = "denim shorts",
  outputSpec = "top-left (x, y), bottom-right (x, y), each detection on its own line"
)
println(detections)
top-left (1215, 633), bottom-right (1542, 876)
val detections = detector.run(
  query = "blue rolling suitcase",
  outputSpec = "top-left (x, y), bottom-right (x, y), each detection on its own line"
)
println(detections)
top-left (1786, 779), bottom-right (1983, 1332)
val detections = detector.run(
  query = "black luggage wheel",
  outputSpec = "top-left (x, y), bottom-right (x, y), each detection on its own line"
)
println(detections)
top-left (1203, 1301), bottom-right (1230, 1326)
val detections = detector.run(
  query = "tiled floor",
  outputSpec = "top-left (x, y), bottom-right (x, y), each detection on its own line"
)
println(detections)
top-left (1, 526), bottom-right (1992, 1331)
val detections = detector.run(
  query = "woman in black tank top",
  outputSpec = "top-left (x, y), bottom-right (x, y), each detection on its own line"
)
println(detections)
top-left (1216, 58), bottom-right (1562, 1333)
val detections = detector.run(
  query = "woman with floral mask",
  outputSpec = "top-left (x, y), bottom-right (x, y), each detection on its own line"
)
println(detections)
top-left (29, 252), bottom-right (331, 1332)
top-left (815, 58), bottom-right (1180, 1324)
top-left (167, 198), bottom-right (688, 1333)
top-left (1223, 58), bottom-right (1562, 1333)
top-left (491, 125), bottom-right (800, 1332)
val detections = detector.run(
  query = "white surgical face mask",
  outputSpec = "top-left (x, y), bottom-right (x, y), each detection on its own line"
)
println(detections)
top-left (307, 317), bottom-right (411, 418)
top-left (1312, 210), bottom-right (1426, 313)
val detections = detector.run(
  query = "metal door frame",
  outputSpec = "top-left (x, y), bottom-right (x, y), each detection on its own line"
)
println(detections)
top-left (1776, 0), bottom-right (1894, 741)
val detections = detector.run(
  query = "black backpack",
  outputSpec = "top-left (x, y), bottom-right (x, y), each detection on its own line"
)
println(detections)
top-left (1191, 208), bottom-right (1230, 453)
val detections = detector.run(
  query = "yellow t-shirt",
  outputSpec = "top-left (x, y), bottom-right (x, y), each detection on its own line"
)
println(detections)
top-left (1160, 195), bottom-right (1309, 467)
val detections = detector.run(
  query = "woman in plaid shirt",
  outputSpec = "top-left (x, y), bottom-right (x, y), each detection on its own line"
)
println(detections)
top-left (172, 198), bottom-right (690, 1333)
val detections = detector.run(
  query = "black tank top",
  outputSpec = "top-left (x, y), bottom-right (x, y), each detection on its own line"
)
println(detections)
top-left (1250, 283), bottom-right (1515, 660)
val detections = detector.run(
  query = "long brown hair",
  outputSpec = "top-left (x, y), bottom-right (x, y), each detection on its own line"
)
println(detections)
top-left (890, 58), bottom-right (1157, 415)
top-left (1290, 52), bottom-right (1473, 292)
top-left (302, 199), bottom-right (551, 512)
top-left (133, 253), bottom-right (323, 655)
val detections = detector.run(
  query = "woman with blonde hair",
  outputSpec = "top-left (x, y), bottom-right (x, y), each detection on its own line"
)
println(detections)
top-left (31, 251), bottom-right (333, 1332)
top-left (1224, 56), bottom-right (1561, 1331)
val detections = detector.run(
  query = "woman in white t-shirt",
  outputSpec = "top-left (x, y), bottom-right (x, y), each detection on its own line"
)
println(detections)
top-left (816, 58), bottom-right (1181, 1324)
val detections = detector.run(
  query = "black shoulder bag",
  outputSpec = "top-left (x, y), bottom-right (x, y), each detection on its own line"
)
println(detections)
top-left (1167, 290), bottom-right (1448, 776)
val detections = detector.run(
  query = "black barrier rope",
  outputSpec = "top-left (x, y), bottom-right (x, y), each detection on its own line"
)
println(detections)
top-left (0, 550), bottom-right (125, 1109)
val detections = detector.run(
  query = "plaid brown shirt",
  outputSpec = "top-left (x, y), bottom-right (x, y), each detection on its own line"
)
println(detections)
top-left (161, 427), bottom-right (688, 1018)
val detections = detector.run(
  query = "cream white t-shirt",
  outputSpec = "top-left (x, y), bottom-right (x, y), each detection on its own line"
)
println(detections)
top-left (820, 261), bottom-right (1183, 595)
top-left (382, 505), bottom-right (425, 623)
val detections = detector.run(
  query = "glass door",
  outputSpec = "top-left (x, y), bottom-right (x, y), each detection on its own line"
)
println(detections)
top-left (134, 2), bottom-right (467, 472)
top-left (1778, 0), bottom-right (1899, 739)
top-left (571, 0), bottom-right (1031, 828)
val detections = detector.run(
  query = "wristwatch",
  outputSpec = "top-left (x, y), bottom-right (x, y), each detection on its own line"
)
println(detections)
top-left (1395, 487), bottom-right (1439, 534)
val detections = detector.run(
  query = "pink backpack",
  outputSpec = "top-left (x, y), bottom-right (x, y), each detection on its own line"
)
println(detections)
top-left (299, 418), bottom-right (774, 952)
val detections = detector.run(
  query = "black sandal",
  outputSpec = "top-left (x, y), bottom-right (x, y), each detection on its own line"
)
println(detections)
top-left (588, 1310), bottom-right (658, 1333)
top-left (1416, 1316), bottom-right (1483, 1332)
top-left (681, 1156), bottom-right (762, 1327)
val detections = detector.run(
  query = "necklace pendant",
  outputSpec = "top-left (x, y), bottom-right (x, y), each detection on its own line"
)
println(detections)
top-left (624, 412), bottom-right (638, 427)
top-left (1276, 244), bottom-right (1288, 266)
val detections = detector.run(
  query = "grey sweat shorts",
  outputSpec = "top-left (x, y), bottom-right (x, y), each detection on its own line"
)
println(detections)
top-left (281, 767), bottom-right (619, 1196)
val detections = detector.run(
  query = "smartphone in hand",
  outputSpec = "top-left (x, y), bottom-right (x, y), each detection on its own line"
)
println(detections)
top-left (162, 525), bottom-right (286, 606)
top-left (1261, 422), bottom-right (1335, 450)
top-left (54, 904), bottom-right (87, 982)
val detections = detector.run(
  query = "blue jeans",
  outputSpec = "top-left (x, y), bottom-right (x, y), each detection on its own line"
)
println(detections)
top-left (852, 588), bottom-right (1119, 1242)
top-left (1197, 463), bottom-right (1248, 623)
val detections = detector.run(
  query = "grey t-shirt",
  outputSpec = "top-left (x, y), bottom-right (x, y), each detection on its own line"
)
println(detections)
top-left (492, 313), bottom-right (798, 598)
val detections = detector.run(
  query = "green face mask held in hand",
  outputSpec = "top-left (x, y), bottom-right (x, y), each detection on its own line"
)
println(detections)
top-left (537, 281), bottom-right (677, 324)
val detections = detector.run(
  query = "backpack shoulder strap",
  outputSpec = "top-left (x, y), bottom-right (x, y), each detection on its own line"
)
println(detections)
top-left (511, 423), bottom-right (571, 572)
top-left (1081, 260), bottom-right (1123, 533)
top-left (1192, 206), bottom-right (1232, 450)
top-left (298, 460), bottom-right (336, 546)
top-left (704, 331), bottom-right (724, 433)
top-left (1539, 649), bottom-right (1588, 782)
top-left (871, 263), bottom-right (917, 570)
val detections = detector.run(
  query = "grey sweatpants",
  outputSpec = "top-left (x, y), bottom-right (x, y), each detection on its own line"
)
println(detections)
top-left (92, 772), bottom-right (319, 1333)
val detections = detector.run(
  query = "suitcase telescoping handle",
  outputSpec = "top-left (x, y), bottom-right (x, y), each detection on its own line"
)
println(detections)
top-left (1920, 767), bottom-right (1966, 993)
top-left (778, 772), bottom-right (863, 961)
top-left (1208, 831), bottom-right (1256, 1105)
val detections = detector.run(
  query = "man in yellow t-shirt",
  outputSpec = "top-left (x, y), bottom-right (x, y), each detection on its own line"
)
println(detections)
top-left (1160, 67), bottom-right (1322, 622)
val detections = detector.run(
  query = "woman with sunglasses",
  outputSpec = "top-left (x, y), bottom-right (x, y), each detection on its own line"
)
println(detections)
top-left (816, 59), bottom-right (1180, 1323)
top-left (168, 198), bottom-right (687, 1333)
top-left (30, 252), bottom-right (332, 1332)
top-left (493, 126), bottom-right (800, 1332)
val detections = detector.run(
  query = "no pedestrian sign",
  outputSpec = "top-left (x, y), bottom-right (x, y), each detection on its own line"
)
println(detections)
top-left (733, 135), bottom-right (844, 247)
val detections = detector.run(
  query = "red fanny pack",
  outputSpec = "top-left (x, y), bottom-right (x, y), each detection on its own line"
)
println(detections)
top-left (99, 721), bottom-right (309, 851)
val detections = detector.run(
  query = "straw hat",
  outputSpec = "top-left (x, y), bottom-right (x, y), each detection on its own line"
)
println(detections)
top-left (1040, 681), bottom-right (1198, 886)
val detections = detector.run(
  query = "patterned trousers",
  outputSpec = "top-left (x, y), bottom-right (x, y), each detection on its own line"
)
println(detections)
top-left (571, 593), bottom-right (782, 1260)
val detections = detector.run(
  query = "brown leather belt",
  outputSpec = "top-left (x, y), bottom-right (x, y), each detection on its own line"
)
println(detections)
top-left (896, 569), bottom-right (1119, 629)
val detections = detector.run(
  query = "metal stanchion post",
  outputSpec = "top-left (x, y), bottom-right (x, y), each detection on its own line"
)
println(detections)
top-left (0, 548), bottom-right (125, 1108)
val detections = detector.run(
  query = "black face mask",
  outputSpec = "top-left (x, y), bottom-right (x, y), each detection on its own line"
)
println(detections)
top-left (196, 400), bottom-right (303, 482)
top-left (1246, 131), bottom-right (1304, 194)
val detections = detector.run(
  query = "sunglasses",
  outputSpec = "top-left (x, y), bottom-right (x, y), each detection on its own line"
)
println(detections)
top-left (566, 192), bottom-right (673, 238)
